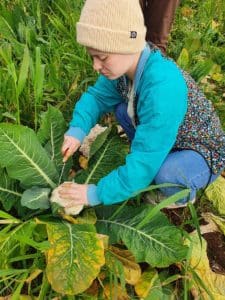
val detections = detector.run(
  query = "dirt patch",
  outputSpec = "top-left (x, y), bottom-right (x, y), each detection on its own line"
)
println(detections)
top-left (163, 208), bottom-right (225, 275)
top-left (163, 207), bottom-right (196, 232)
top-left (221, 170), bottom-right (225, 178)
top-left (203, 232), bottom-right (225, 275)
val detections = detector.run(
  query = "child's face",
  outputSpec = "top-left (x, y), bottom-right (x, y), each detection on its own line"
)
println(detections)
top-left (87, 48), bottom-right (140, 80)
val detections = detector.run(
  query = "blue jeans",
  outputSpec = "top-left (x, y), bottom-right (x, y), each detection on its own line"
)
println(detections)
top-left (115, 103), bottom-right (219, 203)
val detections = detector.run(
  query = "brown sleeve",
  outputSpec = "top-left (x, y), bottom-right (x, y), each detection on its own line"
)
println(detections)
top-left (140, 0), bottom-right (180, 53)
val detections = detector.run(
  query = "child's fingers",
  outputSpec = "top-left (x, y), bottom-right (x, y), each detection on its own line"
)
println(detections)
top-left (62, 149), bottom-right (72, 163)
top-left (61, 137), bottom-right (81, 162)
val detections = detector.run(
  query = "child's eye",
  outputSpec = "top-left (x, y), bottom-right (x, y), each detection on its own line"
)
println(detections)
top-left (100, 56), bottom-right (107, 61)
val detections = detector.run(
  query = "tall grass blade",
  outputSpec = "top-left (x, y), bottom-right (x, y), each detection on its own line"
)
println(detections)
top-left (191, 268), bottom-right (214, 300)
top-left (11, 273), bottom-right (28, 300)
top-left (17, 45), bottom-right (30, 98)
top-left (0, 16), bottom-right (17, 41)
top-left (136, 189), bottom-right (190, 230)
top-left (188, 202), bottom-right (202, 247)
top-left (38, 272), bottom-right (50, 300)
top-left (34, 47), bottom-right (45, 130)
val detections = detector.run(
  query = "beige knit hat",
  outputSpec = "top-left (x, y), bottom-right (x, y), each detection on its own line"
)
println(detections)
top-left (76, 0), bottom-right (146, 54)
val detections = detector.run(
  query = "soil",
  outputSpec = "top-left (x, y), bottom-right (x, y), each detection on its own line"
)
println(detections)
top-left (162, 207), bottom-right (196, 232)
top-left (163, 208), bottom-right (225, 275)
top-left (203, 232), bottom-right (225, 275)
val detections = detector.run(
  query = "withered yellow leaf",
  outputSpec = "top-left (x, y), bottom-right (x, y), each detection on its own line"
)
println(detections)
top-left (135, 268), bottom-right (162, 299)
top-left (205, 176), bottom-right (225, 215)
top-left (46, 222), bottom-right (105, 295)
top-left (103, 283), bottom-right (130, 300)
top-left (106, 246), bottom-right (141, 285)
top-left (79, 155), bottom-right (88, 169)
top-left (97, 234), bottom-right (109, 249)
top-left (186, 232), bottom-right (225, 299)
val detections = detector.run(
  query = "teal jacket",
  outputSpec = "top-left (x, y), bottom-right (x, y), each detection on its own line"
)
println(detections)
top-left (66, 47), bottom-right (188, 206)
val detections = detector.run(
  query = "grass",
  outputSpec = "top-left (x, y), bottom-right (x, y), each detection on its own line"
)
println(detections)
top-left (169, 0), bottom-right (225, 128)
top-left (0, 0), bottom-right (224, 130)
top-left (0, 0), bottom-right (94, 128)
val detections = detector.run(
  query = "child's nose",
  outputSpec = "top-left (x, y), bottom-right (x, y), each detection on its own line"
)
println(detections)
top-left (93, 58), bottom-right (102, 72)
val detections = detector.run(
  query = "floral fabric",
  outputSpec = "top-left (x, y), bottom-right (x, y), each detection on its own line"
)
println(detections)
top-left (116, 53), bottom-right (225, 175)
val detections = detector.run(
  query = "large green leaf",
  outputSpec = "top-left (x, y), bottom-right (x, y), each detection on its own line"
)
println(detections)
top-left (21, 186), bottom-right (51, 210)
top-left (89, 127), bottom-right (111, 159)
top-left (76, 128), bottom-right (129, 184)
top-left (46, 222), bottom-right (105, 295)
top-left (95, 205), bottom-right (188, 268)
top-left (177, 48), bottom-right (189, 69)
top-left (37, 105), bottom-right (72, 178)
top-left (190, 59), bottom-right (215, 82)
top-left (0, 123), bottom-right (58, 189)
top-left (0, 168), bottom-right (21, 211)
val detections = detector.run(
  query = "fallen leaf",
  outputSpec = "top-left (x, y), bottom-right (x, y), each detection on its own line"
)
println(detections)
top-left (185, 232), bottom-right (225, 299)
top-left (205, 176), bottom-right (225, 215)
top-left (106, 246), bottom-right (141, 285)
top-left (103, 283), bottom-right (130, 300)
top-left (135, 268), bottom-right (163, 299)
top-left (203, 213), bottom-right (225, 236)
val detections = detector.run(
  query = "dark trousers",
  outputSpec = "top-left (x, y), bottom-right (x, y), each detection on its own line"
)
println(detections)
top-left (140, 0), bottom-right (179, 53)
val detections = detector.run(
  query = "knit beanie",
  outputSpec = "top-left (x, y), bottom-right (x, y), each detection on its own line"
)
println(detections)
top-left (76, 0), bottom-right (146, 54)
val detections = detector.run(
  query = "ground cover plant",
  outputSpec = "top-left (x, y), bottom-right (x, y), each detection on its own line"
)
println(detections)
top-left (0, 0), bottom-right (225, 299)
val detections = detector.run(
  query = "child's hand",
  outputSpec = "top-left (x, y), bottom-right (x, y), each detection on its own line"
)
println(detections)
top-left (61, 136), bottom-right (81, 162)
top-left (57, 182), bottom-right (89, 206)
top-left (50, 181), bottom-right (88, 215)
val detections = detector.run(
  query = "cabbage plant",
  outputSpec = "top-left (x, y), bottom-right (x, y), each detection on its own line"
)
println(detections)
top-left (0, 106), bottom-right (188, 297)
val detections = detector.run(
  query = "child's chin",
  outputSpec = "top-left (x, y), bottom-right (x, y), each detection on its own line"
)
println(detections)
top-left (105, 74), bottom-right (120, 80)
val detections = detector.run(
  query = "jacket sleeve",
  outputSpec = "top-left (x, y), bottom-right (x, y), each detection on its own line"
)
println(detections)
top-left (96, 67), bottom-right (188, 205)
top-left (69, 75), bottom-right (123, 135)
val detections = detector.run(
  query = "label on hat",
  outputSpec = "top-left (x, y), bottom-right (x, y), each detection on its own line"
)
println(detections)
top-left (130, 31), bottom-right (137, 38)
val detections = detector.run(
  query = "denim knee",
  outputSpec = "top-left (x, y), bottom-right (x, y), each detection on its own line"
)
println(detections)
top-left (115, 103), bottom-right (128, 123)
top-left (154, 159), bottom-right (194, 202)
top-left (115, 102), bottom-right (135, 140)
top-left (154, 150), bottom-right (220, 203)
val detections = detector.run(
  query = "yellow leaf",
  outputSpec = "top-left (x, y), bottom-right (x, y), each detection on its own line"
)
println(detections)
top-left (61, 214), bottom-right (79, 224)
top-left (211, 20), bottom-right (219, 29)
top-left (103, 283), bottom-right (130, 300)
top-left (106, 246), bottom-right (141, 285)
top-left (25, 269), bottom-right (42, 284)
top-left (177, 48), bottom-right (189, 69)
top-left (203, 213), bottom-right (225, 236)
top-left (97, 234), bottom-right (109, 249)
top-left (46, 223), bottom-right (105, 295)
top-left (185, 232), bottom-right (225, 299)
top-left (68, 76), bottom-right (78, 93)
top-left (135, 268), bottom-right (161, 298)
top-left (205, 176), bottom-right (225, 215)
top-left (211, 73), bottom-right (223, 82)
top-left (79, 155), bottom-right (88, 169)
top-left (76, 208), bottom-right (97, 224)
top-left (181, 6), bottom-right (194, 17)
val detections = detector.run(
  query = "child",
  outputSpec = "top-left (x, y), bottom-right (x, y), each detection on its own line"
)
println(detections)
top-left (57, 0), bottom-right (225, 209)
